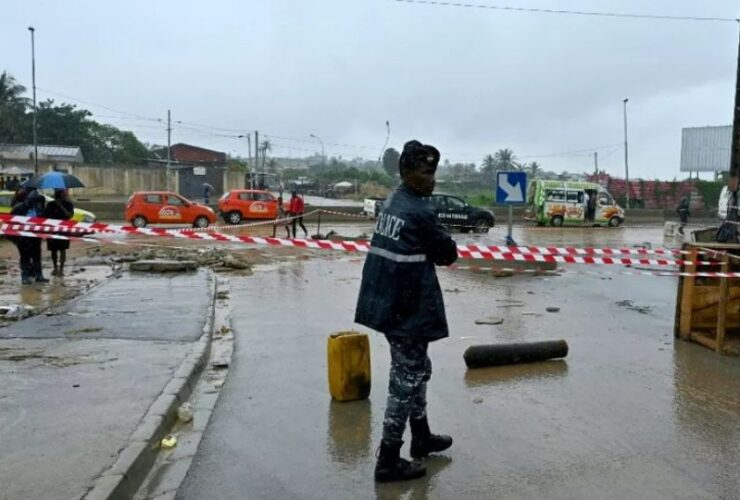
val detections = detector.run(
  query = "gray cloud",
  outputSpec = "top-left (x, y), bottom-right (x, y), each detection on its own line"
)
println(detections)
top-left (1, 0), bottom-right (737, 178)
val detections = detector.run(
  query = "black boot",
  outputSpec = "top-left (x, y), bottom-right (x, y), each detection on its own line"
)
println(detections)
top-left (375, 440), bottom-right (426, 483)
top-left (410, 417), bottom-right (453, 459)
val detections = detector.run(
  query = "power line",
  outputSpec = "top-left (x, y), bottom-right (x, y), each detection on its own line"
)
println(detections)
top-left (394, 0), bottom-right (740, 23)
top-left (519, 142), bottom-right (624, 159)
top-left (35, 86), bottom-right (162, 122)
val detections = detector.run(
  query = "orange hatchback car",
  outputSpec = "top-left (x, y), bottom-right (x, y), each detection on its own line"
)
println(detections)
top-left (218, 189), bottom-right (280, 224)
top-left (125, 191), bottom-right (217, 228)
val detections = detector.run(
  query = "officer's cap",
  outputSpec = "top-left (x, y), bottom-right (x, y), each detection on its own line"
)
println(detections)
top-left (399, 140), bottom-right (440, 175)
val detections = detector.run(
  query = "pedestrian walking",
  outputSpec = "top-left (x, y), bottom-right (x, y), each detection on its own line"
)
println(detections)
top-left (43, 189), bottom-right (74, 276)
top-left (10, 190), bottom-right (48, 284)
top-left (272, 196), bottom-right (291, 238)
top-left (288, 190), bottom-right (308, 238)
top-left (355, 140), bottom-right (457, 483)
top-left (677, 196), bottom-right (691, 235)
top-left (203, 183), bottom-right (214, 205)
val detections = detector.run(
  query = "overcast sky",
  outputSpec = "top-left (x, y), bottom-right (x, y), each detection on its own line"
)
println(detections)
top-left (1, 0), bottom-right (738, 179)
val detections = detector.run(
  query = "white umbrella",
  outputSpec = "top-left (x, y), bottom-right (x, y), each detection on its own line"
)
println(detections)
top-left (334, 181), bottom-right (353, 189)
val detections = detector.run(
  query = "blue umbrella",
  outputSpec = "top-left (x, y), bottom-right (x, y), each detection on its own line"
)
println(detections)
top-left (24, 171), bottom-right (85, 190)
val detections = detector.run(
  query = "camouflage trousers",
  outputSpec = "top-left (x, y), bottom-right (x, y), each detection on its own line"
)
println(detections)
top-left (382, 335), bottom-right (432, 445)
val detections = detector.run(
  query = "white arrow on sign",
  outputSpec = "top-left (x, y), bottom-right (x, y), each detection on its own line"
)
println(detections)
top-left (500, 175), bottom-right (524, 202)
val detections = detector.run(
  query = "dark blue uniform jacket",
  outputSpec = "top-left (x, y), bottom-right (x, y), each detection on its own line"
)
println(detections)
top-left (354, 184), bottom-right (458, 341)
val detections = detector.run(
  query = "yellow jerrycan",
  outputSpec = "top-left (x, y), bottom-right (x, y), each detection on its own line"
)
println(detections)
top-left (327, 331), bottom-right (371, 401)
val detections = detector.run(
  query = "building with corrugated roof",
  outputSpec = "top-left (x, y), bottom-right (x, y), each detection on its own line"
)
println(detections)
top-left (0, 143), bottom-right (84, 173)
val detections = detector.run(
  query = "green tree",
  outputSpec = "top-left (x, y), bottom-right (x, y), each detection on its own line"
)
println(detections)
top-left (525, 161), bottom-right (542, 178)
top-left (0, 71), bottom-right (30, 143)
top-left (87, 122), bottom-right (150, 164)
top-left (480, 154), bottom-right (497, 185)
top-left (382, 147), bottom-right (400, 177)
top-left (493, 148), bottom-right (517, 170)
top-left (259, 139), bottom-right (272, 169)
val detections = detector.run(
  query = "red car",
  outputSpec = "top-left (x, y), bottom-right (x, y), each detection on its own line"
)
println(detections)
top-left (218, 189), bottom-right (281, 224)
top-left (125, 191), bottom-right (216, 228)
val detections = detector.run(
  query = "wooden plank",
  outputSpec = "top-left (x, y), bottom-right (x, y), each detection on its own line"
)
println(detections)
top-left (690, 313), bottom-right (740, 328)
top-left (690, 287), bottom-right (740, 311)
top-left (716, 254), bottom-right (730, 354)
top-left (690, 331), bottom-right (718, 351)
top-left (679, 248), bottom-right (698, 340)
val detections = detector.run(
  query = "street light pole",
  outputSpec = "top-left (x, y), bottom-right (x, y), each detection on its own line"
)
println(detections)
top-left (310, 134), bottom-right (325, 166)
top-left (623, 98), bottom-right (630, 209)
top-left (28, 26), bottom-right (38, 176)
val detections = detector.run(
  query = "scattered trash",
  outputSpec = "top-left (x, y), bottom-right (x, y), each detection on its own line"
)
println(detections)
top-left (219, 325), bottom-right (231, 335)
top-left (473, 397), bottom-right (484, 404)
top-left (177, 403), bottom-right (194, 423)
top-left (546, 307), bottom-right (560, 313)
top-left (475, 316), bottom-right (504, 325)
top-left (0, 305), bottom-right (34, 321)
top-left (216, 291), bottom-right (230, 300)
top-left (222, 254), bottom-right (251, 270)
top-left (615, 300), bottom-right (651, 315)
top-left (73, 384), bottom-right (80, 388)
top-left (445, 288), bottom-right (462, 293)
top-left (161, 434), bottom-right (178, 449)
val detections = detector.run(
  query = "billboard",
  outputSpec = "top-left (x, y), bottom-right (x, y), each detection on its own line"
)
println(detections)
top-left (680, 125), bottom-right (731, 172)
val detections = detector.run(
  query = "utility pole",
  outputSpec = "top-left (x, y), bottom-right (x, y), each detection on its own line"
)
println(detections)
top-left (594, 152), bottom-right (599, 175)
top-left (730, 28), bottom-right (740, 180)
top-left (254, 130), bottom-right (259, 189)
top-left (28, 26), bottom-right (38, 175)
top-left (166, 109), bottom-right (172, 192)
top-left (247, 133), bottom-right (253, 189)
top-left (623, 98), bottom-right (630, 209)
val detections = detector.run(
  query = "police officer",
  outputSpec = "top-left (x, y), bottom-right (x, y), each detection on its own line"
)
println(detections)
top-left (355, 140), bottom-right (457, 482)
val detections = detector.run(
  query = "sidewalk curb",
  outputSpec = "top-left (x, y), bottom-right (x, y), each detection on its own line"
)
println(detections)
top-left (81, 271), bottom-right (217, 500)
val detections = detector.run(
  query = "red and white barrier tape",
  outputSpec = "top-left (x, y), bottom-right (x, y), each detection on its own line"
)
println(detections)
top-left (178, 209), bottom-right (322, 233)
top-left (0, 214), bottom-right (725, 267)
top-left (449, 265), bottom-right (740, 279)
top-left (318, 209), bottom-right (372, 220)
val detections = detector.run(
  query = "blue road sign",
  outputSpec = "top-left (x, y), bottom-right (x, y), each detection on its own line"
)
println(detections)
top-left (496, 171), bottom-right (527, 204)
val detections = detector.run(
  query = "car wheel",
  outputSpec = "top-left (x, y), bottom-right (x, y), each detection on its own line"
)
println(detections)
top-left (193, 216), bottom-right (210, 229)
top-left (473, 218), bottom-right (491, 234)
top-left (132, 216), bottom-right (147, 228)
top-left (609, 216), bottom-right (622, 227)
top-left (551, 215), bottom-right (564, 227)
top-left (227, 211), bottom-right (242, 224)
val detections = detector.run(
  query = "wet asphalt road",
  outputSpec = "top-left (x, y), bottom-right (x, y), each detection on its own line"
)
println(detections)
top-left (178, 227), bottom-right (739, 500)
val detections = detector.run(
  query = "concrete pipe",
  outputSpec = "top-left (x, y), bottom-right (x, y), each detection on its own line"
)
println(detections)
top-left (464, 340), bottom-right (569, 369)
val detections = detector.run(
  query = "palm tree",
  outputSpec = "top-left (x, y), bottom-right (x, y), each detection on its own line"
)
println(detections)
top-left (259, 139), bottom-right (272, 169)
top-left (481, 154), bottom-right (496, 172)
top-left (493, 148), bottom-right (517, 170)
top-left (480, 154), bottom-right (497, 185)
top-left (526, 161), bottom-right (542, 178)
top-left (0, 71), bottom-right (29, 142)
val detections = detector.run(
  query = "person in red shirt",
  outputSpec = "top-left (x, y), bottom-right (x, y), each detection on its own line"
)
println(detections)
top-left (288, 190), bottom-right (308, 238)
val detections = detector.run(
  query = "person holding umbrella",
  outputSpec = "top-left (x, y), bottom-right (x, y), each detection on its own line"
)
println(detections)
top-left (43, 189), bottom-right (74, 276)
top-left (11, 190), bottom-right (48, 284)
